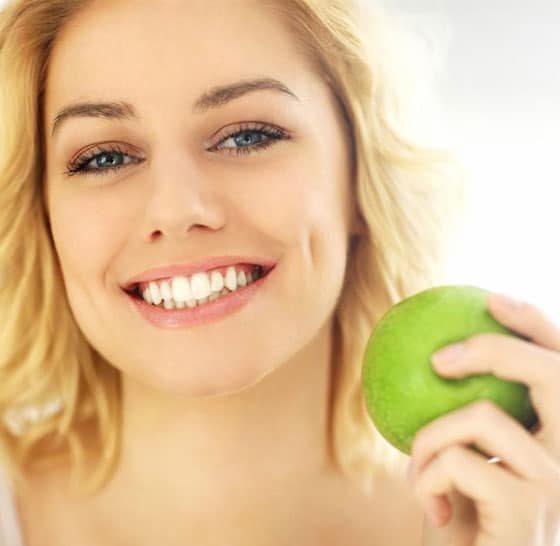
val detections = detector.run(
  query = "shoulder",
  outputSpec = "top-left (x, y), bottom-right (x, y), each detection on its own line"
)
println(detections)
top-left (13, 463), bottom-right (91, 546)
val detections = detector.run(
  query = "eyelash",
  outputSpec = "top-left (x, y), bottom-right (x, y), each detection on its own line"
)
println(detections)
top-left (64, 123), bottom-right (290, 179)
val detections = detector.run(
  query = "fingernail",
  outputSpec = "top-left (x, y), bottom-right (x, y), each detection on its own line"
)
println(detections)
top-left (432, 342), bottom-right (465, 366)
top-left (491, 292), bottom-right (522, 310)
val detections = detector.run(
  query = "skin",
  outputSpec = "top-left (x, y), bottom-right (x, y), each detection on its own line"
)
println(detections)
top-left (34, 0), bottom-right (427, 544)
top-left (411, 295), bottom-right (560, 546)
top-left (33, 1), bottom-right (560, 543)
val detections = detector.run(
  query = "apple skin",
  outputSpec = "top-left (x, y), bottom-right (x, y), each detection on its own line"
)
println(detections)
top-left (361, 285), bottom-right (538, 455)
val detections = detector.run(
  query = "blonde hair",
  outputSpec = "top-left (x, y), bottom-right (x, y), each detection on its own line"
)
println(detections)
top-left (0, 0), bottom-right (466, 496)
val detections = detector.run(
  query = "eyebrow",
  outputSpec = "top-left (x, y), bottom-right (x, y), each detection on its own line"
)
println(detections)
top-left (50, 77), bottom-right (300, 138)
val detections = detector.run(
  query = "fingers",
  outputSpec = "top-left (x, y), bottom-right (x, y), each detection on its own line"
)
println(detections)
top-left (411, 292), bottom-right (560, 544)
top-left (421, 490), bottom-right (477, 546)
top-left (432, 332), bottom-right (560, 405)
top-left (411, 444), bottom-right (519, 525)
top-left (487, 293), bottom-right (560, 352)
top-left (410, 400), bottom-right (550, 482)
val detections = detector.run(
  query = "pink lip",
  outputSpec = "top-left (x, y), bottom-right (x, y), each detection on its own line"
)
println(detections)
top-left (124, 264), bottom-right (276, 329)
top-left (122, 256), bottom-right (277, 290)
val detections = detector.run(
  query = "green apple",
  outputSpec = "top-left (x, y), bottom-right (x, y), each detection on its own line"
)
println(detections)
top-left (361, 285), bottom-right (538, 455)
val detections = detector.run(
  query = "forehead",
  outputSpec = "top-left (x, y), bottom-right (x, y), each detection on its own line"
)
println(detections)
top-left (44, 0), bottom-right (316, 124)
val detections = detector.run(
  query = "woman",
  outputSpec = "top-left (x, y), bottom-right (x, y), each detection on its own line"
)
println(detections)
top-left (1, 0), bottom-right (559, 545)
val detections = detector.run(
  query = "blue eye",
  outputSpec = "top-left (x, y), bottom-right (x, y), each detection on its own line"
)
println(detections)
top-left (65, 123), bottom-right (290, 179)
top-left (216, 127), bottom-right (278, 152)
top-left (65, 142), bottom-right (142, 178)
top-left (91, 151), bottom-right (125, 168)
top-left (82, 150), bottom-right (131, 171)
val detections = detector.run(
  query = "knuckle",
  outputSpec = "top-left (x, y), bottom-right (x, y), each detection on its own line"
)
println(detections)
top-left (468, 333), bottom-right (502, 359)
top-left (442, 445), bottom-right (464, 467)
top-left (410, 439), bottom-right (424, 461)
top-left (470, 332), bottom-right (499, 348)
top-left (523, 302), bottom-right (556, 330)
top-left (523, 301), bottom-right (540, 318)
top-left (414, 467), bottom-right (434, 497)
top-left (411, 428), bottom-right (430, 456)
top-left (470, 399), bottom-right (498, 419)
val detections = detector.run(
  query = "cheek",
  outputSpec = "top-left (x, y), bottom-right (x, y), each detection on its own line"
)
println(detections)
top-left (258, 164), bottom-right (349, 282)
top-left (251, 160), bottom-right (344, 236)
top-left (48, 190), bottom-right (125, 287)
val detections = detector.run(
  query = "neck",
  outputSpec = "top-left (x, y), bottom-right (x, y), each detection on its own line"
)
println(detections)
top-left (91, 319), bottom-right (338, 542)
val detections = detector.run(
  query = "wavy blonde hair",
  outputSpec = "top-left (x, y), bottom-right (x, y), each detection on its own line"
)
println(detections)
top-left (0, 0), bottom-right (466, 496)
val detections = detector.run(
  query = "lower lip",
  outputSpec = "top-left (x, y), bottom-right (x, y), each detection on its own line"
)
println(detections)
top-left (124, 267), bottom-right (275, 329)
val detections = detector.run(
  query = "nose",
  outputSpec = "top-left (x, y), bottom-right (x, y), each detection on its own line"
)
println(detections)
top-left (140, 148), bottom-right (227, 242)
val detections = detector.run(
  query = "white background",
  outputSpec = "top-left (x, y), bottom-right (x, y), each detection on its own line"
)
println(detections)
top-left (385, 1), bottom-right (559, 321)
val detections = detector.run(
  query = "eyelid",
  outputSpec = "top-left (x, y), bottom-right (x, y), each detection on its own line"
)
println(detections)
top-left (65, 121), bottom-right (291, 178)
top-left (67, 141), bottom-right (143, 168)
top-left (207, 121), bottom-right (288, 145)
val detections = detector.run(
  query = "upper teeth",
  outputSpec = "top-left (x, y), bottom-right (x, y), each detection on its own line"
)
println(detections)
top-left (140, 265), bottom-right (263, 306)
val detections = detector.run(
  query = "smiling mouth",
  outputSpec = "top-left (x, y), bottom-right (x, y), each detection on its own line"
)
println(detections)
top-left (122, 264), bottom-right (274, 309)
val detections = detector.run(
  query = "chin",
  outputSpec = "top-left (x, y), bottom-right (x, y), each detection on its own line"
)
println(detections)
top-left (128, 355), bottom-right (279, 398)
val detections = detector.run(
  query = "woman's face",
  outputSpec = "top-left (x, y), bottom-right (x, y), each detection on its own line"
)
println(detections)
top-left (43, 0), bottom-right (362, 396)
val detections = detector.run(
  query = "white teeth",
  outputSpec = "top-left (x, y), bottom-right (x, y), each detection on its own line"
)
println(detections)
top-left (160, 280), bottom-right (172, 302)
top-left (139, 265), bottom-right (265, 308)
top-left (143, 287), bottom-right (153, 304)
top-left (190, 272), bottom-right (211, 300)
top-left (171, 276), bottom-right (192, 302)
top-left (210, 270), bottom-right (224, 293)
top-left (149, 282), bottom-right (162, 305)
top-left (237, 270), bottom-right (247, 287)
top-left (224, 266), bottom-right (237, 291)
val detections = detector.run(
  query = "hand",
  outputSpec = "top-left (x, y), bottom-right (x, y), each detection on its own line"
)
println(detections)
top-left (407, 292), bottom-right (560, 546)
